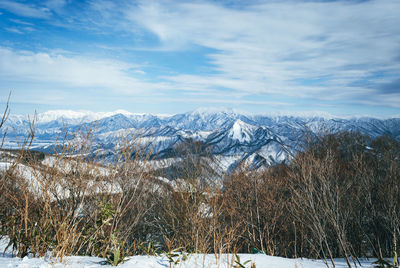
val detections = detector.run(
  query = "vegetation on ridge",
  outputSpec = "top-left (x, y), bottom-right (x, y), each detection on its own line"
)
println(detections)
top-left (0, 102), bottom-right (399, 268)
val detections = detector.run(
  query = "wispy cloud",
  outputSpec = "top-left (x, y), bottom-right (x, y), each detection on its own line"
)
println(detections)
top-left (0, 47), bottom-right (165, 94)
top-left (1, 0), bottom-right (399, 116)
top-left (121, 0), bottom-right (400, 106)
top-left (9, 18), bottom-right (34, 25)
top-left (45, 0), bottom-right (67, 12)
top-left (5, 27), bottom-right (23, 34)
top-left (0, 0), bottom-right (51, 18)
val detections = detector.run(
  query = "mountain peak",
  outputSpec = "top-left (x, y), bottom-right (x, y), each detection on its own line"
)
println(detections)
top-left (34, 110), bottom-right (134, 124)
top-left (37, 110), bottom-right (95, 123)
top-left (228, 119), bottom-right (257, 142)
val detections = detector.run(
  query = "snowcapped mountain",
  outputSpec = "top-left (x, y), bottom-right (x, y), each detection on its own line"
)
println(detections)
top-left (2, 109), bottom-right (400, 170)
top-left (228, 120), bottom-right (258, 143)
top-left (164, 108), bottom-right (250, 131)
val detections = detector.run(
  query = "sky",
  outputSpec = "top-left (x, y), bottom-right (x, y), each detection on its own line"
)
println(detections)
top-left (0, 0), bottom-right (399, 117)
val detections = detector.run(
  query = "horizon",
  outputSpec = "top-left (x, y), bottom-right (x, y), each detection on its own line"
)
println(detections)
top-left (1, 0), bottom-right (400, 117)
top-left (6, 107), bottom-right (400, 121)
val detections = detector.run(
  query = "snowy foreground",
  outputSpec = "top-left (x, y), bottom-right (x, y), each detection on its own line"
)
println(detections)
top-left (0, 239), bottom-right (375, 268)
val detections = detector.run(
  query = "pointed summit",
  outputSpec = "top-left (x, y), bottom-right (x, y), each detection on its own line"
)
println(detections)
top-left (228, 119), bottom-right (257, 142)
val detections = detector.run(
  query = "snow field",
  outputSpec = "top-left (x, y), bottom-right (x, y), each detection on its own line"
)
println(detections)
top-left (0, 238), bottom-right (375, 268)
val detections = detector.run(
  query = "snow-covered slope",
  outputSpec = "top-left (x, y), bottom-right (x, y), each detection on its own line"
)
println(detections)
top-left (3, 109), bottom-right (400, 170)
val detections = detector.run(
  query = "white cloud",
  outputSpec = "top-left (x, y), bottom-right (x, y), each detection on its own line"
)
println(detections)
top-left (2, 0), bottom-right (399, 114)
top-left (0, 47), bottom-right (165, 94)
top-left (9, 18), bottom-right (34, 25)
top-left (45, 0), bottom-right (67, 11)
top-left (358, 93), bottom-right (400, 108)
top-left (123, 0), bottom-right (400, 105)
top-left (5, 27), bottom-right (23, 34)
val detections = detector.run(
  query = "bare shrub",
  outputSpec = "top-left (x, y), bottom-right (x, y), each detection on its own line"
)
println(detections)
top-left (146, 140), bottom-right (217, 252)
top-left (0, 124), bottom-right (157, 261)
top-left (285, 131), bottom-right (400, 267)
top-left (221, 165), bottom-right (288, 256)
top-left (141, 139), bottom-right (245, 258)
top-left (365, 135), bottom-right (400, 260)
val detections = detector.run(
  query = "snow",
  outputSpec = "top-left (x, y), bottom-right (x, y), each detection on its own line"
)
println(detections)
top-left (137, 136), bottom-right (172, 144)
top-left (228, 119), bottom-right (257, 142)
top-left (255, 110), bottom-right (341, 120)
top-left (36, 110), bottom-right (103, 124)
top-left (0, 235), bottom-right (377, 268)
top-left (1, 157), bottom-right (121, 200)
top-left (0, 249), bottom-right (376, 267)
top-left (42, 156), bottom-right (111, 177)
top-left (8, 110), bottom-right (174, 126)
top-left (0, 161), bottom-right (13, 171)
top-left (10, 110), bottom-right (136, 125)
top-left (215, 155), bottom-right (241, 170)
top-left (0, 163), bottom-right (44, 195)
top-left (4, 109), bottom-right (400, 167)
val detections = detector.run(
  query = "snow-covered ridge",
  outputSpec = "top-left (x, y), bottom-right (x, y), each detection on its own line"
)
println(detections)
top-left (8, 109), bottom-right (172, 125)
top-left (35, 109), bottom-right (134, 124)
top-left (3, 108), bottom-right (400, 170)
top-left (6, 108), bottom-right (400, 126)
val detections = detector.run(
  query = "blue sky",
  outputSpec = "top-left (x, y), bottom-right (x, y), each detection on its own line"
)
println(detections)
top-left (0, 0), bottom-right (400, 117)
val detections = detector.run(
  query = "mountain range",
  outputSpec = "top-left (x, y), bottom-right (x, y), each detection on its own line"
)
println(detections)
top-left (2, 109), bottom-right (400, 171)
